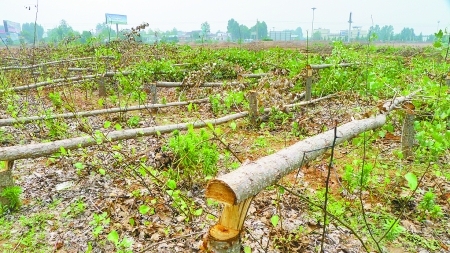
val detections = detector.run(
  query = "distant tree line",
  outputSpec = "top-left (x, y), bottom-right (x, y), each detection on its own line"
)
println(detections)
top-left (366, 25), bottom-right (435, 42)
top-left (4, 20), bottom-right (444, 46)
top-left (226, 19), bottom-right (269, 41)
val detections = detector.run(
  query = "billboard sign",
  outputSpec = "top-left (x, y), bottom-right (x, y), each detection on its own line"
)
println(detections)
top-left (105, 14), bottom-right (127, 25)
top-left (3, 20), bottom-right (21, 33)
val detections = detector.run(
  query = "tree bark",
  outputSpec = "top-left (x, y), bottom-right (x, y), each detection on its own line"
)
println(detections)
top-left (0, 99), bottom-right (209, 127)
top-left (0, 112), bottom-right (248, 161)
top-left (238, 73), bottom-right (268, 78)
top-left (206, 90), bottom-right (421, 205)
top-left (0, 56), bottom-right (115, 71)
top-left (204, 90), bottom-right (421, 252)
top-left (206, 114), bottom-right (387, 205)
top-left (310, 63), bottom-right (357, 69)
top-left (155, 82), bottom-right (240, 87)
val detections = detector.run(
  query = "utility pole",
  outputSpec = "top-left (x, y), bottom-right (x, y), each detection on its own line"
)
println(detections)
top-left (311, 7), bottom-right (316, 40)
top-left (348, 12), bottom-right (352, 42)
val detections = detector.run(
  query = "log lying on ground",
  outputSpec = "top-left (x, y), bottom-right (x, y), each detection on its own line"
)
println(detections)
top-left (0, 71), bottom-right (132, 93)
top-left (0, 91), bottom-right (338, 161)
top-left (0, 71), bottom-right (238, 93)
top-left (0, 75), bottom-right (97, 93)
top-left (0, 56), bottom-right (115, 71)
top-left (238, 73), bottom-right (269, 78)
top-left (0, 98), bottom-right (209, 127)
top-left (67, 68), bottom-right (95, 72)
top-left (204, 89), bottom-right (421, 252)
top-left (309, 63), bottom-right (357, 69)
top-left (155, 81), bottom-right (240, 87)
top-left (0, 112), bottom-right (248, 161)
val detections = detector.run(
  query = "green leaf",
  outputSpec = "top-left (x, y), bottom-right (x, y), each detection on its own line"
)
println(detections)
top-left (74, 162), bottom-right (84, 169)
top-left (230, 121), bottom-right (237, 131)
top-left (271, 215), bottom-right (279, 227)
top-left (405, 172), bottom-right (418, 191)
top-left (114, 123), bottom-right (122, 130)
top-left (139, 167), bottom-right (147, 177)
top-left (60, 146), bottom-right (67, 156)
top-left (99, 168), bottom-right (106, 175)
top-left (194, 208), bottom-right (203, 216)
top-left (244, 246), bottom-right (252, 253)
top-left (188, 103), bottom-right (193, 112)
top-left (139, 205), bottom-right (150, 215)
top-left (167, 179), bottom-right (177, 190)
top-left (103, 121), bottom-right (111, 129)
top-left (129, 218), bottom-right (135, 226)
top-left (107, 230), bottom-right (119, 244)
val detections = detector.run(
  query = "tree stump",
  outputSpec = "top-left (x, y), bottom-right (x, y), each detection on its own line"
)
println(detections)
top-left (248, 91), bottom-right (259, 126)
top-left (98, 77), bottom-right (106, 97)
top-left (305, 65), bottom-right (313, 101)
top-left (401, 103), bottom-right (415, 160)
top-left (0, 161), bottom-right (14, 207)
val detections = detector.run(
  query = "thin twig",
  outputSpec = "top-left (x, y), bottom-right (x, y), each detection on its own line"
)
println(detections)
top-left (320, 120), bottom-right (338, 252)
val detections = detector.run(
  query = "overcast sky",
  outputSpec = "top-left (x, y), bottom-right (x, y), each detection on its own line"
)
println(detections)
top-left (1, 0), bottom-right (449, 35)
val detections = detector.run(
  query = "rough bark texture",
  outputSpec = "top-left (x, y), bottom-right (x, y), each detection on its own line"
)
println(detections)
top-left (0, 99), bottom-right (209, 127)
top-left (0, 112), bottom-right (248, 161)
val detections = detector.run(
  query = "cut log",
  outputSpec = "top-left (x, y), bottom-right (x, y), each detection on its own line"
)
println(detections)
top-left (0, 56), bottom-right (115, 71)
top-left (0, 75), bottom-right (97, 93)
top-left (0, 98), bottom-right (209, 127)
top-left (0, 72), bottom-right (130, 93)
top-left (248, 91), bottom-right (259, 126)
top-left (401, 102), bottom-right (416, 160)
top-left (238, 73), bottom-right (268, 78)
top-left (68, 68), bottom-right (95, 72)
top-left (206, 114), bottom-right (387, 204)
top-left (205, 90), bottom-right (421, 252)
top-left (155, 82), bottom-right (240, 87)
top-left (0, 112), bottom-right (248, 161)
top-left (309, 63), bottom-right (357, 69)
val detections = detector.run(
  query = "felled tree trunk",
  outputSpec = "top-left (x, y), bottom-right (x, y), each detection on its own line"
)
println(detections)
top-left (204, 90), bottom-right (421, 252)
